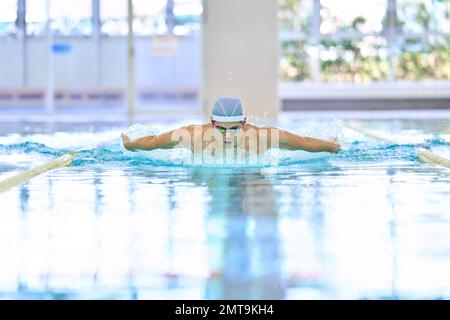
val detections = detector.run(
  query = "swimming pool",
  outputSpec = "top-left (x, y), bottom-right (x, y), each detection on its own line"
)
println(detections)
top-left (0, 117), bottom-right (449, 299)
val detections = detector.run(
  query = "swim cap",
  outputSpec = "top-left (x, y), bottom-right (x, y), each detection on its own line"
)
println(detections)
top-left (211, 97), bottom-right (245, 122)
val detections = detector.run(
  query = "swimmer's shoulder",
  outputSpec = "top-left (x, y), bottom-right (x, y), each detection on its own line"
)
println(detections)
top-left (176, 123), bottom-right (211, 134)
top-left (244, 122), bottom-right (276, 131)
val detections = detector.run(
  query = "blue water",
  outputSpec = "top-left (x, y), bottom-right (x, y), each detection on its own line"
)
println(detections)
top-left (0, 119), bottom-right (450, 299)
top-left (3, 137), bottom-right (447, 167)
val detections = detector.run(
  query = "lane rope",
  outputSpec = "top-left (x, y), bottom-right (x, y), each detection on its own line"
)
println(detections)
top-left (0, 134), bottom-right (121, 194)
top-left (345, 121), bottom-right (450, 169)
top-left (0, 152), bottom-right (75, 193)
top-left (345, 122), bottom-right (401, 144)
top-left (417, 148), bottom-right (450, 169)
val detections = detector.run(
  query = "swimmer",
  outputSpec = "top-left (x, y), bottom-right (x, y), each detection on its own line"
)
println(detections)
top-left (121, 97), bottom-right (340, 154)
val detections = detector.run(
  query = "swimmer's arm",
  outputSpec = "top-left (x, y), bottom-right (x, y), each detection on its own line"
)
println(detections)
top-left (276, 129), bottom-right (340, 153)
top-left (121, 131), bottom-right (179, 151)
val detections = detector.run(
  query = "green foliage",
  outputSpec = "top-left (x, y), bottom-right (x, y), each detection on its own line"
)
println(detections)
top-left (279, 0), bottom-right (450, 82)
top-left (396, 37), bottom-right (450, 80)
top-left (278, 0), bottom-right (311, 31)
top-left (280, 40), bottom-right (311, 81)
top-left (351, 16), bottom-right (367, 32)
top-left (319, 38), bottom-right (389, 82)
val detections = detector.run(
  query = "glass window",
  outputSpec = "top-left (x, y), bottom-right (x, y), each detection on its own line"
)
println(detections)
top-left (320, 0), bottom-right (387, 35)
top-left (280, 40), bottom-right (313, 82)
top-left (50, 0), bottom-right (92, 36)
top-left (100, 0), bottom-right (128, 36)
top-left (397, 0), bottom-right (450, 33)
top-left (26, 0), bottom-right (92, 36)
top-left (278, 0), bottom-right (313, 33)
top-left (0, 0), bottom-right (18, 37)
top-left (173, 0), bottom-right (203, 36)
top-left (320, 37), bottom-right (389, 82)
top-left (26, 0), bottom-right (46, 36)
top-left (279, 0), bottom-right (449, 83)
top-left (395, 36), bottom-right (450, 80)
top-left (134, 0), bottom-right (168, 35)
top-left (100, 0), bottom-right (202, 36)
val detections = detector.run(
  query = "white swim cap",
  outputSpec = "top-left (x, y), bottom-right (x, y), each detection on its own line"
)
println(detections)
top-left (211, 97), bottom-right (245, 122)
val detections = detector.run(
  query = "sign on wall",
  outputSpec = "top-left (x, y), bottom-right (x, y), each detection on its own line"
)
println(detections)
top-left (52, 43), bottom-right (72, 54)
top-left (151, 35), bottom-right (180, 56)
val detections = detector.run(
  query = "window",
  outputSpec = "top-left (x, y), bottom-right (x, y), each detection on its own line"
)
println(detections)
top-left (278, 0), bottom-right (313, 33)
top-left (26, 0), bottom-right (92, 36)
top-left (279, 0), bottom-right (450, 83)
top-left (101, 0), bottom-right (169, 36)
top-left (320, 37), bottom-right (389, 82)
top-left (280, 40), bottom-right (313, 82)
top-left (100, 0), bottom-right (128, 36)
top-left (320, 0), bottom-right (386, 35)
top-left (395, 36), bottom-right (450, 80)
top-left (50, 0), bottom-right (92, 36)
top-left (134, 0), bottom-right (168, 35)
top-left (397, 0), bottom-right (450, 33)
top-left (100, 0), bottom-right (202, 36)
top-left (26, 0), bottom-right (46, 36)
top-left (173, 0), bottom-right (202, 36)
top-left (0, 0), bottom-right (18, 37)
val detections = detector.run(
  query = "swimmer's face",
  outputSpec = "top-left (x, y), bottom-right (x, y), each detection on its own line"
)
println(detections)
top-left (211, 118), bottom-right (246, 145)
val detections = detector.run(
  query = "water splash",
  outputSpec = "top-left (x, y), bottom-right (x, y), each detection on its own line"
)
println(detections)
top-left (1, 124), bottom-right (448, 169)
top-left (123, 123), bottom-right (160, 139)
top-left (0, 139), bottom-right (435, 168)
top-left (309, 119), bottom-right (344, 143)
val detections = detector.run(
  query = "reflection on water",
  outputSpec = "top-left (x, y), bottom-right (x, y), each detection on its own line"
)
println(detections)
top-left (1, 161), bottom-right (450, 300)
top-left (199, 170), bottom-right (283, 299)
top-left (1, 118), bottom-right (450, 299)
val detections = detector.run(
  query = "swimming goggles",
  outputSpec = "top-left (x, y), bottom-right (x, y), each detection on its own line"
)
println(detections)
top-left (214, 125), bottom-right (242, 133)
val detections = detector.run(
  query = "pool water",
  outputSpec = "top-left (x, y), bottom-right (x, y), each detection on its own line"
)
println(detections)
top-left (0, 118), bottom-right (450, 299)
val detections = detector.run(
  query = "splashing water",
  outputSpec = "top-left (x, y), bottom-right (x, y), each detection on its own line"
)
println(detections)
top-left (123, 123), bottom-right (161, 140)
top-left (310, 119), bottom-right (344, 142)
top-left (1, 121), bottom-right (448, 169)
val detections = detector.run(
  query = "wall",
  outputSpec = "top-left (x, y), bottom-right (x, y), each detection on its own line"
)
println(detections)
top-left (0, 35), bottom-right (201, 108)
top-left (202, 0), bottom-right (280, 120)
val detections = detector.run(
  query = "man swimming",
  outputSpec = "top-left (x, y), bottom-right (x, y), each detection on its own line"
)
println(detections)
top-left (121, 97), bottom-right (340, 155)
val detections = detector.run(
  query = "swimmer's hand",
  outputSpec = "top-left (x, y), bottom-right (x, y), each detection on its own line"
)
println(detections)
top-left (121, 133), bottom-right (136, 151)
top-left (330, 137), bottom-right (341, 153)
